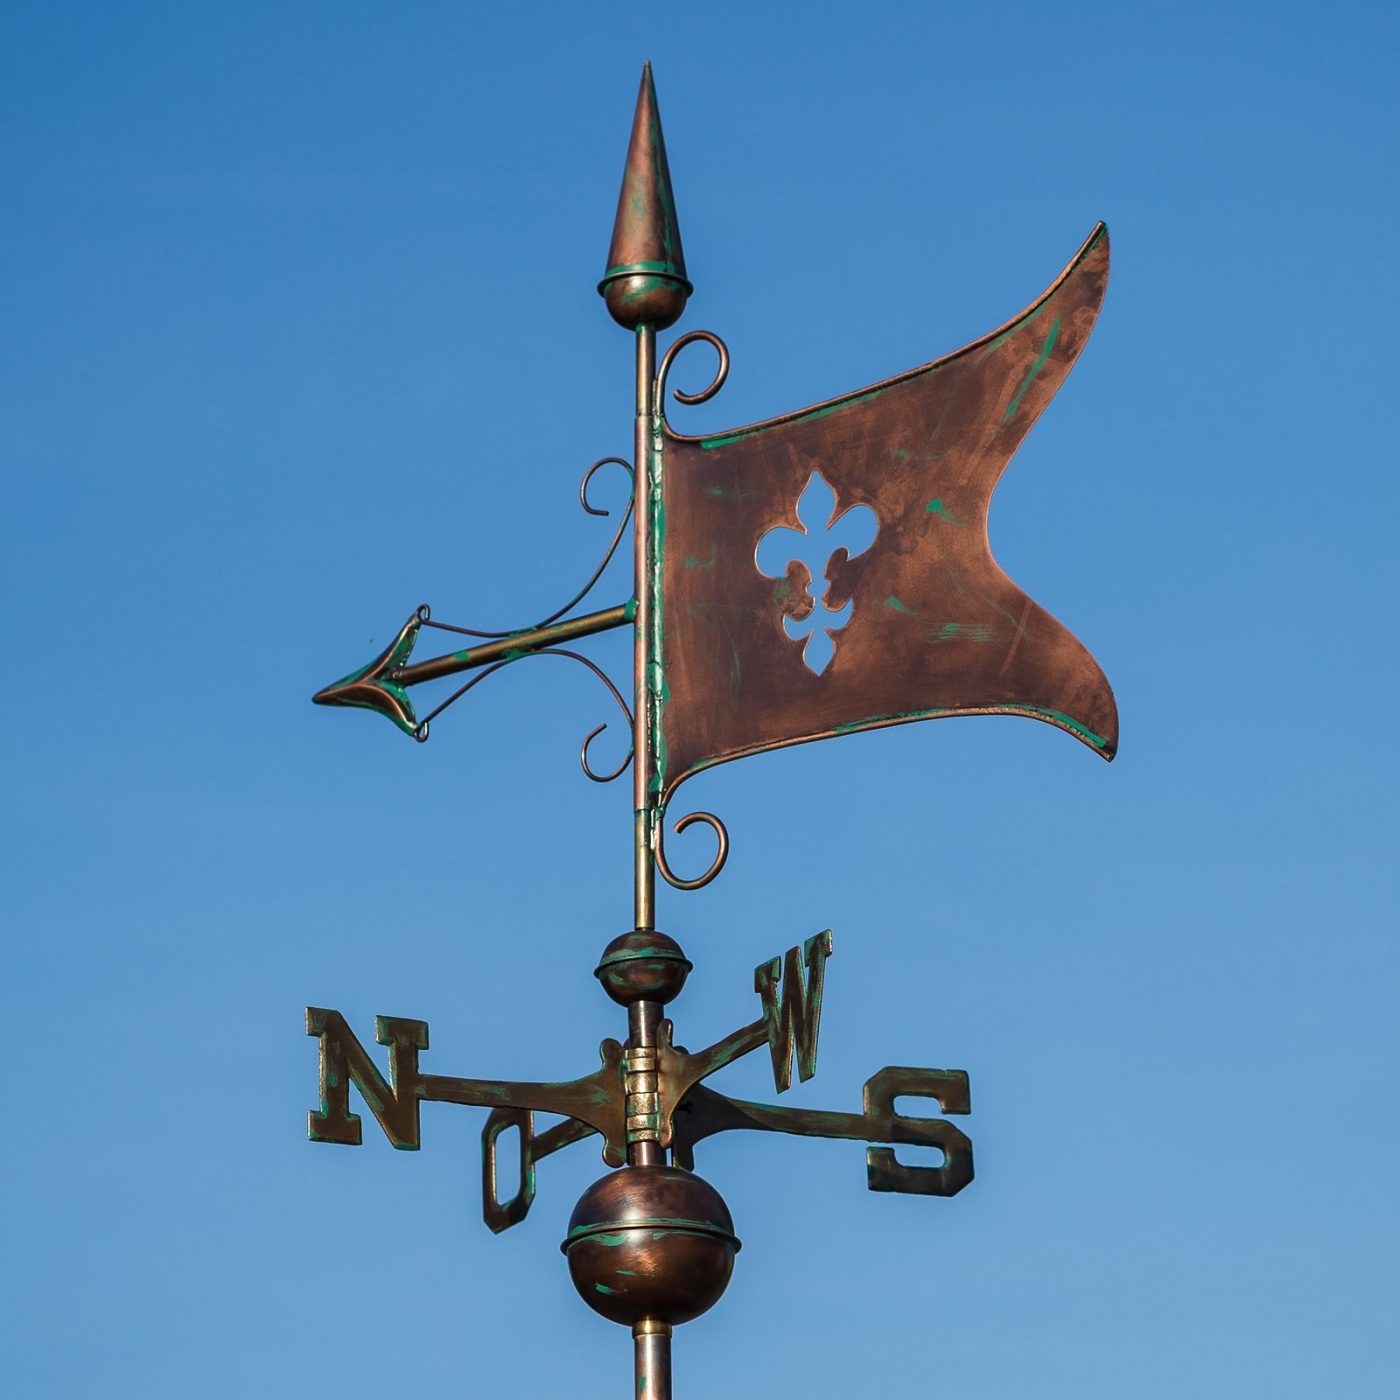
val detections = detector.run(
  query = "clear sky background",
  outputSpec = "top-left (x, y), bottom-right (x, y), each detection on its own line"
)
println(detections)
top-left (4, 3), bottom-right (1398, 1396)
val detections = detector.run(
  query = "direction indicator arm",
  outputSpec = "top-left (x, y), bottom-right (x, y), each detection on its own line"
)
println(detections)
top-left (419, 1059), bottom-right (629, 1167)
top-left (394, 603), bottom-right (632, 688)
top-left (670, 1073), bottom-right (974, 1198)
top-left (306, 1007), bottom-right (630, 1165)
top-left (312, 601), bottom-right (633, 738)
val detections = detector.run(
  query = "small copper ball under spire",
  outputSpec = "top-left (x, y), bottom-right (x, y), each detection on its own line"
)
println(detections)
top-left (599, 63), bottom-right (692, 331)
top-left (594, 928), bottom-right (692, 1005)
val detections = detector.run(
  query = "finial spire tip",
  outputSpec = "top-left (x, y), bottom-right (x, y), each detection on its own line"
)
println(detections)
top-left (599, 63), bottom-right (691, 331)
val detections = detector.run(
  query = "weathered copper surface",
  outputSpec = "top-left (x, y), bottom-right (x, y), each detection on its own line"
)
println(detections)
top-left (656, 225), bottom-right (1115, 806)
top-left (305, 1006), bottom-right (631, 1165)
top-left (599, 62), bottom-right (691, 332)
top-left (306, 931), bottom-right (972, 1222)
top-left (311, 611), bottom-right (421, 735)
top-left (672, 1069), bottom-right (974, 1198)
top-left (595, 928), bottom-right (692, 1006)
top-left (312, 603), bottom-right (632, 736)
top-left (562, 1165), bottom-right (738, 1326)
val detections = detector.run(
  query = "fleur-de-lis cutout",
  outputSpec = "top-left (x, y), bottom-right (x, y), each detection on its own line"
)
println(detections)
top-left (756, 472), bottom-right (877, 675)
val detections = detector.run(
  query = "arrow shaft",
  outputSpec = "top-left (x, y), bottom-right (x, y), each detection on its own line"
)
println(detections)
top-left (391, 603), bottom-right (631, 688)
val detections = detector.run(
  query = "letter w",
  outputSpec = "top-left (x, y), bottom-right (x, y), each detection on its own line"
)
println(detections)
top-left (305, 1007), bottom-right (427, 1150)
top-left (754, 931), bottom-right (833, 1093)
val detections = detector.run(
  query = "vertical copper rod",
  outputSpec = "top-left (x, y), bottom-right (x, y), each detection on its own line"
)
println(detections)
top-left (626, 526), bottom-right (664, 1146)
top-left (629, 327), bottom-right (666, 1169)
top-left (634, 1319), bottom-right (672, 1400)
top-left (632, 325), bottom-right (658, 931)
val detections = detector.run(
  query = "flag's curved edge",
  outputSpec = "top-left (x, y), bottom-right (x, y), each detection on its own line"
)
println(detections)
top-left (661, 700), bottom-right (1115, 811)
top-left (662, 223), bottom-right (1109, 450)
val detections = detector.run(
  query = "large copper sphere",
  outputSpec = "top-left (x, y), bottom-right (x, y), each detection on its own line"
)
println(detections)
top-left (594, 929), bottom-right (692, 1006)
top-left (562, 1166), bottom-right (739, 1327)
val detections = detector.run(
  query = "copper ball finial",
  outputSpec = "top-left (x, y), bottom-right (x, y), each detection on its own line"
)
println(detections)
top-left (562, 1166), bottom-right (739, 1327)
top-left (599, 63), bottom-right (692, 331)
top-left (594, 929), bottom-right (692, 1006)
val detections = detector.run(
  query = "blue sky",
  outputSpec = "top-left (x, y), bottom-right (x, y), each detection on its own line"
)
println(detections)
top-left (3, 3), bottom-right (1398, 1396)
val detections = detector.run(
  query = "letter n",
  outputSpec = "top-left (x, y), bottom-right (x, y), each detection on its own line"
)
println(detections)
top-left (305, 1007), bottom-right (428, 1150)
top-left (754, 930), bottom-right (833, 1093)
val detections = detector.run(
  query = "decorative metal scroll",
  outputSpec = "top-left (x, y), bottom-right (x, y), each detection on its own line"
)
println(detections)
top-left (312, 454), bottom-right (636, 779)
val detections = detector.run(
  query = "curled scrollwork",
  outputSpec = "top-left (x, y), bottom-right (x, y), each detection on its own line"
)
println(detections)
top-left (655, 809), bottom-right (730, 891)
top-left (419, 456), bottom-right (634, 641)
top-left (656, 330), bottom-right (730, 408)
top-left (413, 648), bottom-right (633, 783)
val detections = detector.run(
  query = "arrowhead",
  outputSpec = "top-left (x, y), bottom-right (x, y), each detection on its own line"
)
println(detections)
top-left (599, 62), bottom-right (692, 331)
top-left (312, 611), bottom-right (422, 737)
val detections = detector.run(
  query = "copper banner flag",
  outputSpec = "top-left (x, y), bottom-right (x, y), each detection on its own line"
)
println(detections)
top-left (655, 224), bottom-right (1116, 807)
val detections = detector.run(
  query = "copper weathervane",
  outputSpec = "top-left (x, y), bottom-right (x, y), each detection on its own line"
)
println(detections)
top-left (307, 63), bottom-right (1116, 1400)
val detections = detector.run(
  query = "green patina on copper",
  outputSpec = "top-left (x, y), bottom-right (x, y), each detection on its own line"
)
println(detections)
top-left (828, 702), bottom-right (1107, 749)
top-left (1025, 707), bottom-right (1109, 748)
top-left (977, 314), bottom-right (1031, 363)
top-left (1003, 316), bottom-right (1061, 423)
top-left (684, 547), bottom-right (716, 570)
top-left (603, 258), bottom-right (687, 281)
top-left (925, 497), bottom-right (964, 526)
top-left (315, 616), bottom-right (421, 735)
top-left (571, 1230), bottom-right (633, 1249)
top-left (332, 685), bottom-right (417, 735)
top-left (883, 595), bottom-right (915, 615)
top-left (649, 412), bottom-right (669, 798)
top-left (565, 1214), bottom-right (740, 1247)
top-left (975, 222), bottom-right (1107, 358)
top-left (616, 278), bottom-right (686, 307)
top-left (974, 226), bottom-right (1104, 365)
top-left (930, 621), bottom-right (998, 643)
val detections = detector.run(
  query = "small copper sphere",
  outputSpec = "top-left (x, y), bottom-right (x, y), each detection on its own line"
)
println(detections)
top-left (562, 1165), bottom-right (739, 1327)
top-left (599, 270), bottom-right (692, 332)
top-left (594, 929), bottom-right (692, 1006)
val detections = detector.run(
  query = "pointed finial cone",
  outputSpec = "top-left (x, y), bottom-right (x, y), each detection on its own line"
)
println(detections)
top-left (599, 63), bottom-right (692, 331)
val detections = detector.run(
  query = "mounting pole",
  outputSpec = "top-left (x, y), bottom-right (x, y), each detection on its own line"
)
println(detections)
top-left (634, 1319), bottom-right (673, 1400)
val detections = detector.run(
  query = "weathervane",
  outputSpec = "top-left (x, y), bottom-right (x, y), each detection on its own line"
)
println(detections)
top-left (307, 63), bottom-right (1115, 1399)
